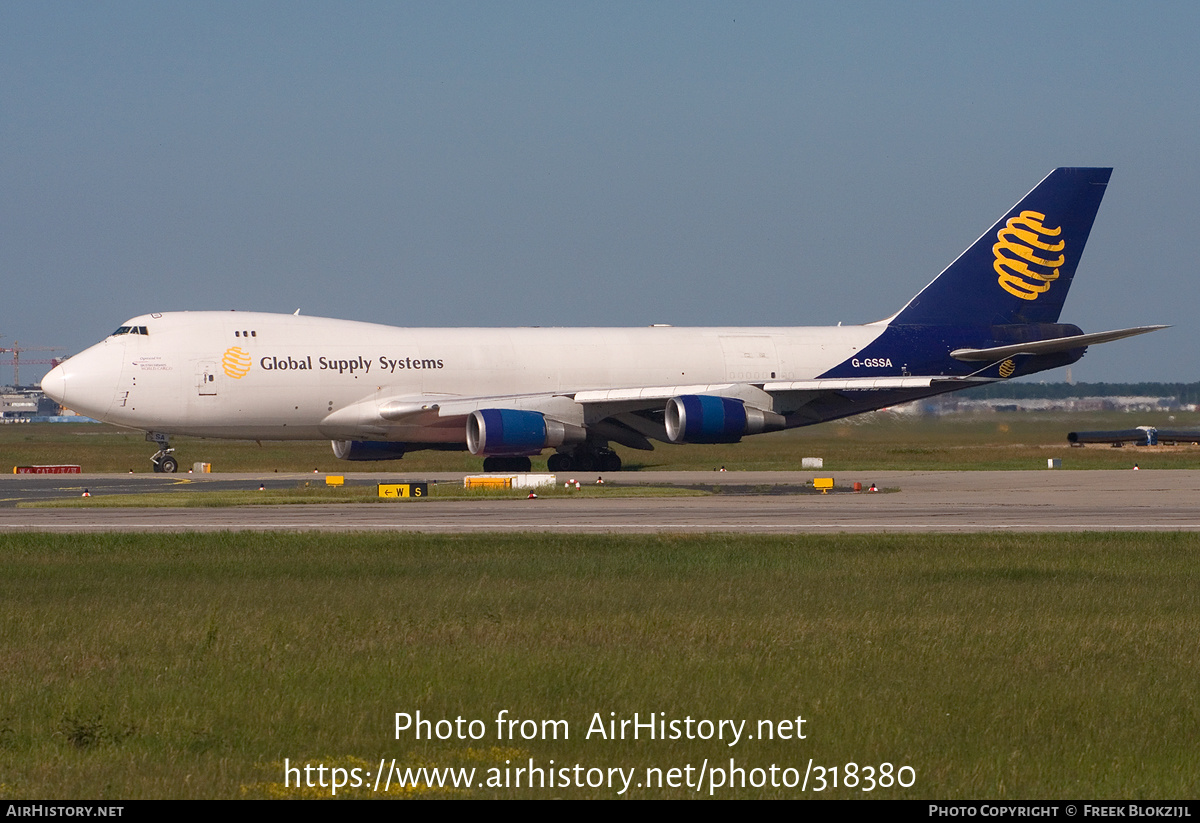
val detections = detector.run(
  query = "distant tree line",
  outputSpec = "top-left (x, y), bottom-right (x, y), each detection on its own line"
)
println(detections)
top-left (959, 383), bottom-right (1200, 404)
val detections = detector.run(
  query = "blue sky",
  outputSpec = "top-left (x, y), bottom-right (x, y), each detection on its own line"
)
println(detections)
top-left (3, 1), bottom-right (1197, 384)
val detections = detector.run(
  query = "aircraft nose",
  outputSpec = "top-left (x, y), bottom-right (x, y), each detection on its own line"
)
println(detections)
top-left (41, 363), bottom-right (67, 405)
top-left (38, 344), bottom-right (120, 421)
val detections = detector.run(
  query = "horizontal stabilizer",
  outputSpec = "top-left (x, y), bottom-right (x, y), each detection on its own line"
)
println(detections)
top-left (950, 325), bottom-right (1167, 362)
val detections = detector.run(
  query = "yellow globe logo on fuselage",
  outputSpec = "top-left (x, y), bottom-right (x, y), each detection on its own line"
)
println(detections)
top-left (222, 346), bottom-right (252, 379)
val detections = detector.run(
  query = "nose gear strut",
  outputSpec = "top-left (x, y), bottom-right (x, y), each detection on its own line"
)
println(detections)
top-left (147, 432), bottom-right (178, 473)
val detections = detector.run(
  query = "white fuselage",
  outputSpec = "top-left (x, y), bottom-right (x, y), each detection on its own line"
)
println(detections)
top-left (44, 311), bottom-right (883, 442)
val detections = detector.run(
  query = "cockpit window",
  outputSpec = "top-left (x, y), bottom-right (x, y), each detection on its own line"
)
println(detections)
top-left (110, 326), bottom-right (149, 336)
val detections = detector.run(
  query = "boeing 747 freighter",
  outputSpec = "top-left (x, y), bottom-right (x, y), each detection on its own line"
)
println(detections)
top-left (41, 168), bottom-right (1163, 472)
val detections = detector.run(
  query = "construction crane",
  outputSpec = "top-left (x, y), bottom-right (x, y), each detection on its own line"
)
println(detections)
top-left (0, 339), bottom-right (65, 387)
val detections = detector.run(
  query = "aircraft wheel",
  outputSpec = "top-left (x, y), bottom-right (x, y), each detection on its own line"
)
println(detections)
top-left (482, 456), bottom-right (532, 472)
top-left (547, 453), bottom-right (570, 472)
top-left (158, 455), bottom-right (179, 474)
top-left (599, 451), bottom-right (622, 472)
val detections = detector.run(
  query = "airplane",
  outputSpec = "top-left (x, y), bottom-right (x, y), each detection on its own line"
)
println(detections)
top-left (40, 167), bottom-right (1165, 473)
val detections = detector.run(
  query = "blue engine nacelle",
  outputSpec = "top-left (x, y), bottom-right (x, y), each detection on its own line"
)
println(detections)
top-left (664, 395), bottom-right (785, 444)
top-left (331, 440), bottom-right (408, 461)
top-left (466, 409), bottom-right (586, 456)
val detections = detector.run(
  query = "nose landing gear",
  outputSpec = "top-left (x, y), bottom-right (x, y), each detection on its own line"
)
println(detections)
top-left (147, 432), bottom-right (178, 473)
top-left (154, 453), bottom-right (179, 473)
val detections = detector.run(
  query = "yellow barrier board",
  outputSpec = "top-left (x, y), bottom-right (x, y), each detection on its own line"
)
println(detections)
top-left (464, 477), bottom-right (512, 489)
top-left (378, 483), bottom-right (428, 498)
top-left (813, 477), bottom-right (835, 494)
top-left (325, 475), bottom-right (344, 486)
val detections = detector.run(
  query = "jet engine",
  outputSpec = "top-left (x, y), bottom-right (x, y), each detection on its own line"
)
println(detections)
top-left (466, 409), bottom-right (586, 456)
top-left (664, 395), bottom-right (785, 444)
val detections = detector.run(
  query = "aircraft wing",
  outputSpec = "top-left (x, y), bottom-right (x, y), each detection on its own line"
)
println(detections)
top-left (571, 377), bottom-right (968, 400)
top-left (320, 374), bottom-right (998, 449)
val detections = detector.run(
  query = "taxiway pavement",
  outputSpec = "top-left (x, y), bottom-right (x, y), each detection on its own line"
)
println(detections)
top-left (1, 470), bottom-right (1197, 533)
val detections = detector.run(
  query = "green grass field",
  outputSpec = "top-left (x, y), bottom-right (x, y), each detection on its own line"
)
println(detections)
top-left (5, 409), bottom-right (1200, 473)
top-left (1, 532), bottom-right (1197, 799)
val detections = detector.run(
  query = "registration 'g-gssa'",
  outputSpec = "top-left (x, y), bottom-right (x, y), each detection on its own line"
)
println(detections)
top-left (41, 168), bottom-right (1164, 473)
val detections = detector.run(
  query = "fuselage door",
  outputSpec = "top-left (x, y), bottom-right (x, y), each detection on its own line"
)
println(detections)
top-left (719, 335), bottom-right (780, 381)
top-left (197, 361), bottom-right (218, 396)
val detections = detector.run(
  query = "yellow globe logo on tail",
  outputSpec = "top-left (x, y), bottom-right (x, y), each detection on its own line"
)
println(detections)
top-left (222, 346), bottom-right (252, 379)
top-left (994, 210), bottom-right (1065, 301)
top-left (998, 359), bottom-right (1016, 378)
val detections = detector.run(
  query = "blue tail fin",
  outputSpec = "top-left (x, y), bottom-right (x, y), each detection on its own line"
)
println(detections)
top-left (892, 167), bottom-right (1111, 326)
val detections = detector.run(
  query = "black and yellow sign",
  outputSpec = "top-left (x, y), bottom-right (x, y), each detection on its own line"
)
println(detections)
top-left (378, 483), bottom-right (428, 499)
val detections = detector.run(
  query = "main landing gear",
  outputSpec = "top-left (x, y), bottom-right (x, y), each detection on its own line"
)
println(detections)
top-left (482, 456), bottom-right (533, 473)
top-left (480, 446), bottom-right (623, 474)
top-left (547, 446), bottom-right (621, 473)
top-left (147, 432), bottom-right (178, 473)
